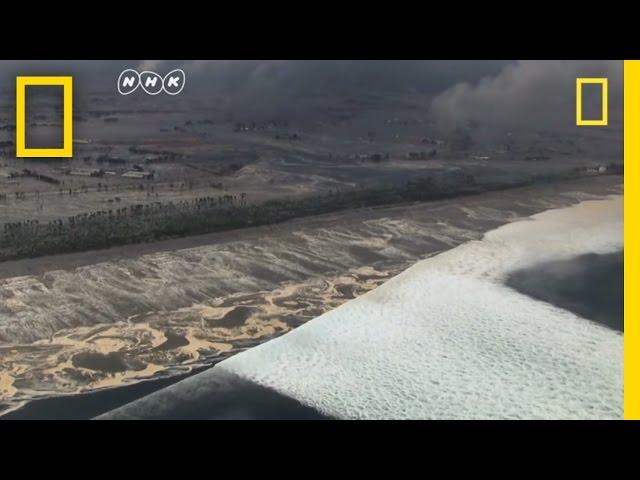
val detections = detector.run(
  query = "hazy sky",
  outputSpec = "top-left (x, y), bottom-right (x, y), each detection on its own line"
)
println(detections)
top-left (0, 59), bottom-right (510, 93)
top-left (0, 60), bottom-right (623, 131)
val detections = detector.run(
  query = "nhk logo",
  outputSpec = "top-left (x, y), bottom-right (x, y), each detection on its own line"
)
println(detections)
top-left (14, 69), bottom-right (186, 159)
top-left (118, 68), bottom-right (186, 96)
top-left (16, 76), bottom-right (73, 158)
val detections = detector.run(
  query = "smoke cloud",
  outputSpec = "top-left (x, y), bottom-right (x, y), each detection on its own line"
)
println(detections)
top-left (0, 60), bottom-right (623, 134)
top-left (429, 60), bottom-right (622, 133)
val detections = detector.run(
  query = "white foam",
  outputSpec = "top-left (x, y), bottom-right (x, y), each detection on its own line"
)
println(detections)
top-left (219, 196), bottom-right (623, 419)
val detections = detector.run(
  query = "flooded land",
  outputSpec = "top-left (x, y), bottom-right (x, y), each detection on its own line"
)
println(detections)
top-left (508, 251), bottom-right (623, 332)
top-left (98, 191), bottom-right (623, 420)
top-left (0, 175), bottom-right (622, 418)
top-left (0, 64), bottom-right (625, 418)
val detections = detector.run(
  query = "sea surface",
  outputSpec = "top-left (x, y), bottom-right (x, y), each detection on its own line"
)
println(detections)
top-left (0, 176), bottom-right (623, 418)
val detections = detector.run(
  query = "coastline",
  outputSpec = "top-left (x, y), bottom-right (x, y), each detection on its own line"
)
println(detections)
top-left (213, 195), bottom-right (623, 419)
top-left (0, 176), bottom-right (623, 419)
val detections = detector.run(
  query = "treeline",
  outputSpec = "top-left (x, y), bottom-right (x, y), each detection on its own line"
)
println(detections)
top-left (0, 167), bottom-right (621, 261)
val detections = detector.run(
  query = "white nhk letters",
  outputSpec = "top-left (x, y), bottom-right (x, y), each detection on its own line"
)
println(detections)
top-left (117, 69), bottom-right (186, 95)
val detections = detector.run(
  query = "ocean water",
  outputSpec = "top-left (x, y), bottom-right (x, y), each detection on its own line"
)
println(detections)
top-left (215, 196), bottom-right (623, 419)
top-left (2, 183), bottom-right (624, 419)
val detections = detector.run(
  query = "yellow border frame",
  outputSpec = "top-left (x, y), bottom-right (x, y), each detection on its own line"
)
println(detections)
top-left (16, 76), bottom-right (73, 158)
top-left (577, 77), bottom-right (608, 126)
top-left (625, 61), bottom-right (638, 420)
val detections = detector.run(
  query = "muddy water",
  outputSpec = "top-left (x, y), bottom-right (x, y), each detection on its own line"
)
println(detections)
top-left (507, 251), bottom-right (623, 332)
top-left (0, 176), bottom-right (623, 416)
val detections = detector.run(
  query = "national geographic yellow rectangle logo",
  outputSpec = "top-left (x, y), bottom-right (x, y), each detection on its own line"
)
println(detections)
top-left (577, 77), bottom-right (608, 126)
top-left (15, 76), bottom-right (73, 158)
